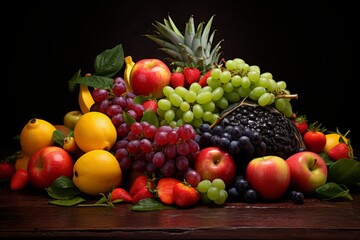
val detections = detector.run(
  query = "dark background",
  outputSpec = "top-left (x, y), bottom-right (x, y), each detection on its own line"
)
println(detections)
top-left (1, 1), bottom-right (357, 157)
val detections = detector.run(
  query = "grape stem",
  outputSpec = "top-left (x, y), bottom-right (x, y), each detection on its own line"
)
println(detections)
top-left (275, 94), bottom-right (298, 100)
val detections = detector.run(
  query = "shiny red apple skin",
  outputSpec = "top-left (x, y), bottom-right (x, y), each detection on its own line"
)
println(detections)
top-left (246, 156), bottom-right (291, 201)
top-left (194, 147), bottom-right (235, 187)
top-left (286, 151), bottom-right (328, 194)
top-left (27, 146), bottom-right (74, 190)
top-left (130, 59), bottom-right (171, 98)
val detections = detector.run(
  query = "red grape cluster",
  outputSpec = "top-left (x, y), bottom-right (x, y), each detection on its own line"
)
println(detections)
top-left (90, 77), bottom-right (145, 125)
top-left (113, 122), bottom-right (201, 179)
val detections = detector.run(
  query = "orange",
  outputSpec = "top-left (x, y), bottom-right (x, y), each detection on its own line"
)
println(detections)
top-left (15, 151), bottom-right (30, 171)
top-left (72, 149), bottom-right (122, 196)
top-left (20, 118), bottom-right (57, 156)
top-left (323, 133), bottom-right (349, 153)
top-left (74, 111), bottom-right (117, 153)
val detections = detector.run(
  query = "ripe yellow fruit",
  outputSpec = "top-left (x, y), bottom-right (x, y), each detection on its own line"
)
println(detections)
top-left (15, 151), bottom-right (30, 170)
top-left (20, 118), bottom-right (57, 156)
top-left (74, 111), bottom-right (117, 153)
top-left (73, 150), bottom-right (122, 196)
top-left (323, 133), bottom-right (349, 153)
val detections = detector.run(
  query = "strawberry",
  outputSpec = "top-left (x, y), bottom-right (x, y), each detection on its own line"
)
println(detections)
top-left (0, 161), bottom-right (16, 181)
top-left (142, 99), bottom-right (158, 112)
top-left (293, 115), bottom-right (308, 136)
top-left (303, 122), bottom-right (327, 153)
top-left (198, 69), bottom-right (212, 87)
top-left (155, 177), bottom-right (181, 205)
top-left (110, 187), bottom-right (133, 203)
top-left (10, 169), bottom-right (30, 191)
top-left (328, 143), bottom-right (352, 161)
top-left (183, 67), bottom-right (201, 86)
top-left (128, 175), bottom-right (154, 197)
top-left (131, 185), bottom-right (155, 204)
top-left (170, 71), bottom-right (185, 88)
top-left (172, 182), bottom-right (200, 208)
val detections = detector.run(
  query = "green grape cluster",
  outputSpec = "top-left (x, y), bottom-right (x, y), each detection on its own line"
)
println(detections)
top-left (207, 58), bottom-right (296, 117)
top-left (157, 58), bottom-right (296, 128)
top-left (157, 83), bottom-right (220, 128)
top-left (196, 178), bottom-right (228, 205)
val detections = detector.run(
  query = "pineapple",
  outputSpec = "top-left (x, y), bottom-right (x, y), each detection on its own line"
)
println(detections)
top-left (144, 15), bottom-right (223, 74)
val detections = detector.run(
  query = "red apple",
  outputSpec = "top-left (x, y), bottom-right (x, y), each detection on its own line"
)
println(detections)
top-left (130, 59), bottom-right (171, 98)
top-left (27, 146), bottom-right (74, 190)
top-left (63, 110), bottom-right (83, 130)
top-left (246, 156), bottom-right (291, 201)
top-left (194, 147), bottom-right (235, 187)
top-left (286, 151), bottom-right (328, 194)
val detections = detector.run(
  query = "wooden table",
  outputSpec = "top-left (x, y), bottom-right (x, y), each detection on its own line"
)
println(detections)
top-left (1, 186), bottom-right (359, 240)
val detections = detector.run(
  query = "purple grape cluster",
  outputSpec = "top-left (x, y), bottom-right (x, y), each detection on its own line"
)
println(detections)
top-left (113, 122), bottom-right (201, 179)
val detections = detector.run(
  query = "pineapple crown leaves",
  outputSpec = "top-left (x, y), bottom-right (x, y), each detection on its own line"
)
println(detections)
top-left (144, 14), bottom-right (224, 74)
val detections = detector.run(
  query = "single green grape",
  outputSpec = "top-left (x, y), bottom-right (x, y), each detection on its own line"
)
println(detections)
top-left (258, 92), bottom-right (272, 106)
top-left (213, 189), bottom-right (228, 205)
top-left (163, 86), bottom-right (174, 98)
top-left (158, 99), bottom-right (172, 111)
top-left (183, 110), bottom-right (194, 123)
top-left (210, 68), bottom-right (221, 79)
top-left (180, 101), bottom-right (190, 111)
top-left (192, 104), bottom-right (204, 119)
top-left (174, 86), bottom-right (188, 98)
top-left (225, 59), bottom-right (236, 70)
top-left (184, 90), bottom-right (197, 103)
top-left (189, 82), bottom-right (201, 93)
top-left (197, 91), bottom-right (212, 104)
top-left (212, 86), bottom-right (224, 101)
top-left (207, 186), bottom-right (220, 201)
top-left (212, 178), bottom-right (226, 190)
top-left (197, 179), bottom-right (212, 193)
top-left (169, 92), bottom-right (183, 107)
top-left (220, 70), bottom-right (231, 83)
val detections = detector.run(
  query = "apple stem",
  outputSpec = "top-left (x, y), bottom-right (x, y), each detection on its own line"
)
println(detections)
top-left (312, 159), bottom-right (317, 169)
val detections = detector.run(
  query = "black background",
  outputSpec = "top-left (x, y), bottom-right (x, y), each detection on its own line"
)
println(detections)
top-left (1, 1), bottom-right (357, 157)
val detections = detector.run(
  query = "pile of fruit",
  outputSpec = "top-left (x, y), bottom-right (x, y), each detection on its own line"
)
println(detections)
top-left (1, 15), bottom-right (359, 209)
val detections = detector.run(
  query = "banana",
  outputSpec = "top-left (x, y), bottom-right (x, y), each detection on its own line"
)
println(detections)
top-left (78, 84), bottom-right (95, 114)
top-left (124, 55), bottom-right (135, 92)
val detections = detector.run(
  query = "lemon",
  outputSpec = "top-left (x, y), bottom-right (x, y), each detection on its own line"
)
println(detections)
top-left (323, 133), bottom-right (349, 153)
top-left (73, 150), bottom-right (122, 196)
top-left (74, 111), bottom-right (117, 152)
top-left (20, 118), bottom-right (57, 156)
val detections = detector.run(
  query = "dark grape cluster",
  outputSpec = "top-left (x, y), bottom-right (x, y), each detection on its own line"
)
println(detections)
top-left (113, 122), bottom-right (200, 180)
top-left (91, 77), bottom-right (145, 126)
top-left (227, 175), bottom-right (259, 203)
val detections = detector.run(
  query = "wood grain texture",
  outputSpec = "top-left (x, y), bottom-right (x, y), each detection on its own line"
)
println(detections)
top-left (1, 187), bottom-right (359, 239)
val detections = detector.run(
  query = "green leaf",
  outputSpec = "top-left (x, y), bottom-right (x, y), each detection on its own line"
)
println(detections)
top-left (133, 95), bottom-right (151, 104)
top-left (68, 69), bottom-right (81, 93)
top-left (46, 186), bottom-right (81, 200)
top-left (45, 176), bottom-right (81, 200)
top-left (72, 75), bottom-right (114, 89)
top-left (328, 159), bottom-right (360, 187)
top-left (318, 151), bottom-right (335, 167)
top-left (51, 176), bottom-right (77, 189)
top-left (122, 111), bottom-right (136, 125)
top-left (52, 130), bottom-right (66, 147)
top-left (129, 198), bottom-right (176, 211)
top-left (49, 196), bottom-right (86, 207)
top-left (316, 182), bottom-right (353, 200)
top-left (94, 44), bottom-right (124, 77)
top-left (141, 110), bottom-right (159, 128)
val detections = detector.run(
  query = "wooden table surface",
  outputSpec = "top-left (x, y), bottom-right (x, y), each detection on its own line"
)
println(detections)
top-left (0, 186), bottom-right (359, 240)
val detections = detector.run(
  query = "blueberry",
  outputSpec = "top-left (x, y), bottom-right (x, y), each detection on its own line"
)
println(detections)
top-left (290, 191), bottom-right (304, 204)
top-left (244, 189), bottom-right (258, 203)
